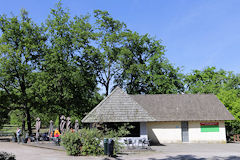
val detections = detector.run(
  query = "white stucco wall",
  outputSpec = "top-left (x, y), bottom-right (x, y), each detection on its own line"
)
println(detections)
top-left (147, 121), bottom-right (182, 144)
top-left (147, 121), bottom-right (227, 144)
top-left (189, 121), bottom-right (226, 143)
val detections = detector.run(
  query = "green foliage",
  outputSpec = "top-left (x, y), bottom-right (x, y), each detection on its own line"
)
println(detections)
top-left (184, 67), bottom-right (232, 94)
top-left (9, 110), bottom-right (24, 126)
top-left (0, 108), bottom-right (10, 129)
top-left (185, 67), bottom-right (240, 134)
top-left (37, 1), bottom-right (99, 119)
top-left (61, 128), bottom-right (103, 156)
top-left (0, 9), bottom-right (47, 134)
top-left (0, 91), bottom-right (10, 129)
top-left (104, 123), bottom-right (134, 153)
top-left (61, 131), bottom-right (82, 156)
top-left (61, 125), bottom-right (132, 156)
top-left (1, 1), bottom-right (240, 136)
top-left (91, 10), bottom-right (127, 96)
top-left (217, 89), bottom-right (240, 134)
top-left (79, 128), bottom-right (104, 156)
top-left (115, 31), bottom-right (184, 94)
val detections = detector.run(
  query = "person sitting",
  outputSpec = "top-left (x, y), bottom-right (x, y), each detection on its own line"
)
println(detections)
top-left (54, 129), bottom-right (60, 138)
top-left (51, 129), bottom-right (61, 145)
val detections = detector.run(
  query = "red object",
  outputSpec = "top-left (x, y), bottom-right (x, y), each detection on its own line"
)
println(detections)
top-left (200, 122), bottom-right (219, 126)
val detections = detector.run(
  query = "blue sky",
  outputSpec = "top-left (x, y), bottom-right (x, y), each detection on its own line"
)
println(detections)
top-left (1, 0), bottom-right (240, 74)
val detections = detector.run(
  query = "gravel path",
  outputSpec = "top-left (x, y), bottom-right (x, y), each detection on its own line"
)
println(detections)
top-left (1, 142), bottom-right (240, 160)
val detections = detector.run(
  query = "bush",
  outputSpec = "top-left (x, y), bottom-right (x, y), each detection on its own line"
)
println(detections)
top-left (61, 128), bottom-right (104, 156)
top-left (80, 128), bottom-right (104, 156)
top-left (61, 132), bottom-right (82, 156)
top-left (105, 123), bottom-right (134, 154)
top-left (61, 124), bottom-right (133, 156)
top-left (0, 151), bottom-right (16, 160)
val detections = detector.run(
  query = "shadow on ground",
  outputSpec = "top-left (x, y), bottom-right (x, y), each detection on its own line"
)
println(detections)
top-left (148, 155), bottom-right (240, 160)
top-left (102, 154), bottom-right (126, 160)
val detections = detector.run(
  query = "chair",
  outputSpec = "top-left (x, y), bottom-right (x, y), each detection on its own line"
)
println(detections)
top-left (142, 138), bottom-right (151, 149)
top-left (138, 139), bottom-right (143, 148)
top-left (124, 139), bottom-right (129, 148)
top-left (128, 138), bottom-right (134, 148)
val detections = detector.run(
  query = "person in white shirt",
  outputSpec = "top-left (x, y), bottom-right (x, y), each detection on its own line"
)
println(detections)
top-left (16, 128), bottom-right (21, 143)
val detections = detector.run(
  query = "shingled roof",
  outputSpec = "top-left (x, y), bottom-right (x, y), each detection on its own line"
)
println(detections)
top-left (82, 87), bottom-right (235, 123)
top-left (81, 87), bottom-right (155, 123)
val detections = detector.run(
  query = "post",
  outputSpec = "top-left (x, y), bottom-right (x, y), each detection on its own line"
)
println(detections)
top-left (66, 117), bottom-right (71, 132)
top-left (60, 115), bottom-right (66, 134)
top-left (49, 120), bottom-right (53, 137)
top-left (74, 120), bottom-right (79, 132)
top-left (36, 117), bottom-right (41, 141)
top-left (140, 122), bottom-right (148, 139)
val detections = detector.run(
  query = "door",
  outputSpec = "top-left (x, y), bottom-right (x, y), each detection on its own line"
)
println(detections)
top-left (181, 121), bottom-right (189, 142)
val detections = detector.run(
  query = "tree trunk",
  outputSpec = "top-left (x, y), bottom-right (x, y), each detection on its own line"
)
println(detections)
top-left (105, 84), bottom-right (109, 96)
top-left (26, 108), bottom-right (32, 135)
top-left (58, 114), bottom-right (61, 131)
top-left (22, 118), bottom-right (25, 135)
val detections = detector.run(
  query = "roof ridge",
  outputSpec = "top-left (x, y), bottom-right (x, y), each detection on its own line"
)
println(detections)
top-left (81, 86), bottom-right (121, 122)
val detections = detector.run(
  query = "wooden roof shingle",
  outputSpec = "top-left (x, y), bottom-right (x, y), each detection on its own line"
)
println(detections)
top-left (81, 87), bottom-right (155, 123)
top-left (82, 87), bottom-right (235, 123)
top-left (131, 94), bottom-right (235, 121)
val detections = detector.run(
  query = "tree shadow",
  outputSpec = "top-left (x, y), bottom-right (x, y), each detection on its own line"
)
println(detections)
top-left (148, 155), bottom-right (205, 160)
top-left (214, 156), bottom-right (240, 160)
top-left (102, 155), bottom-right (125, 160)
top-left (148, 155), bottom-right (240, 160)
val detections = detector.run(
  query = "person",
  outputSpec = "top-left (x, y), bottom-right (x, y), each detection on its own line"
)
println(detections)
top-left (54, 129), bottom-right (60, 138)
top-left (53, 129), bottom-right (61, 145)
top-left (16, 128), bottom-right (21, 144)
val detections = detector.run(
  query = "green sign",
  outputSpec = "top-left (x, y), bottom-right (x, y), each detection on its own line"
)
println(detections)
top-left (200, 122), bottom-right (219, 132)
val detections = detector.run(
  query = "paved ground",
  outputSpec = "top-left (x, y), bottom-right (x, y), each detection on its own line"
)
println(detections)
top-left (1, 142), bottom-right (240, 160)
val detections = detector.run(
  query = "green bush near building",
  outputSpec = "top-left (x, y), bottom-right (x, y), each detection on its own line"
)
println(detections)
top-left (60, 131), bottom-right (82, 156)
top-left (61, 125), bottom-right (132, 156)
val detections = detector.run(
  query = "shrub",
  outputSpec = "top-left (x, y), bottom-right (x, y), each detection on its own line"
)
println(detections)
top-left (61, 132), bottom-right (82, 156)
top-left (105, 123), bottom-right (134, 154)
top-left (61, 128), bottom-right (104, 156)
top-left (0, 151), bottom-right (16, 160)
top-left (80, 128), bottom-right (104, 156)
top-left (61, 123), bottom-right (133, 156)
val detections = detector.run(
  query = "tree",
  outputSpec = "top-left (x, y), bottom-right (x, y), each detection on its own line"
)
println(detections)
top-left (184, 67), bottom-right (240, 134)
top-left (115, 31), bottom-right (184, 94)
top-left (0, 91), bottom-right (10, 129)
top-left (217, 89), bottom-right (240, 134)
top-left (0, 10), bottom-right (47, 134)
top-left (36, 2), bottom-right (99, 123)
top-left (92, 10), bottom-right (127, 96)
top-left (184, 67), bottom-right (231, 94)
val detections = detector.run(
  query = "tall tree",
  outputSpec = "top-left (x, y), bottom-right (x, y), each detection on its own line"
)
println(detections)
top-left (37, 2), bottom-right (99, 122)
top-left (0, 10), bottom-right (47, 134)
top-left (115, 31), bottom-right (184, 94)
top-left (93, 10), bottom-right (127, 96)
